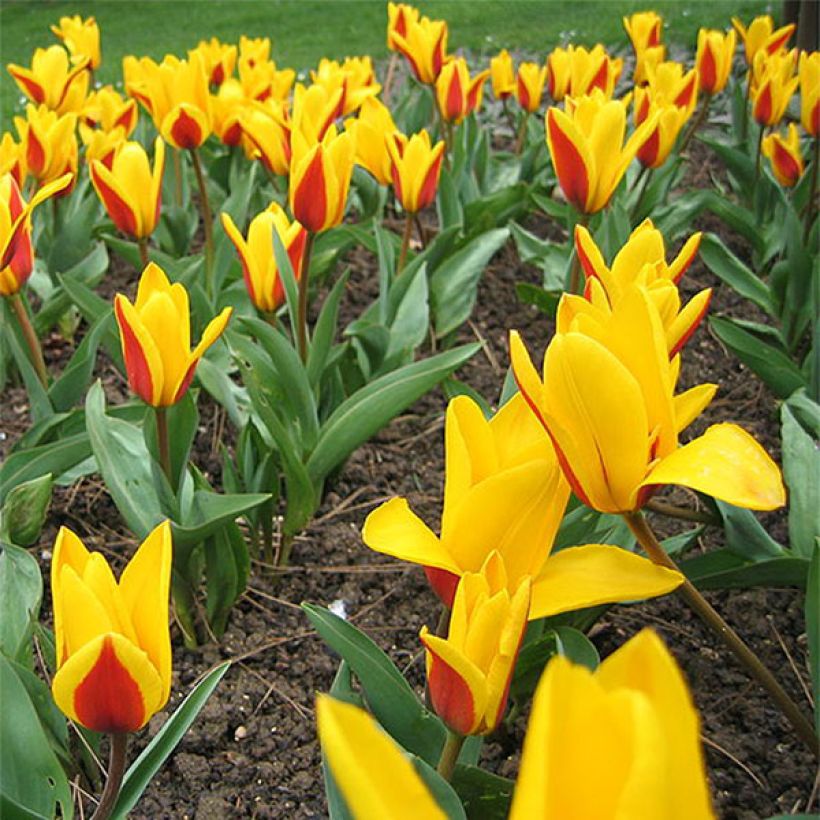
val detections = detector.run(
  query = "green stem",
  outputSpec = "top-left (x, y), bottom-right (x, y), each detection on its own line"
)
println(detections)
top-left (8, 292), bottom-right (48, 387)
top-left (90, 733), bottom-right (128, 820)
top-left (436, 730), bottom-right (465, 781)
top-left (190, 148), bottom-right (215, 299)
top-left (740, 73), bottom-right (752, 142)
top-left (261, 501), bottom-right (275, 568)
top-left (624, 510), bottom-right (818, 756)
top-left (567, 213), bottom-right (589, 295)
top-left (155, 406), bottom-right (172, 485)
top-left (514, 111), bottom-right (530, 154)
top-left (629, 165), bottom-right (653, 223)
top-left (806, 137), bottom-right (818, 246)
top-left (754, 122), bottom-right (765, 184)
top-left (277, 533), bottom-right (295, 568)
top-left (171, 571), bottom-right (199, 649)
top-left (644, 498), bottom-right (718, 526)
top-left (173, 148), bottom-right (183, 207)
top-left (397, 213), bottom-right (414, 275)
top-left (296, 231), bottom-right (316, 363)
top-left (678, 93), bottom-right (711, 156)
top-left (137, 236), bottom-right (150, 268)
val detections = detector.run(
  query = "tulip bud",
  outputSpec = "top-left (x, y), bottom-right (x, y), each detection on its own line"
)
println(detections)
top-left (51, 15), bottom-right (101, 70)
top-left (190, 37), bottom-right (237, 86)
top-left (344, 97), bottom-right (398, 186)
top-left (490, 49), bottom-right (515, 100)
top-left (15, 105), bottom-right (78, 189)
top-left (751, 49), bottom-right (799, 127)
top-left (516, 62), bottom-right (548, 113)
top-left (391, 14), bottom-right (448, 84)
top-left (435, 57), bottom-right (490, 124)
top-left (799, 51), bottom-right (819, 138)
top-left (762, 124), bottom-right (804, 187)
top-left (695, 28), bottom-right (736, 94)
top-left (386, 129), bottom-right (444, 214)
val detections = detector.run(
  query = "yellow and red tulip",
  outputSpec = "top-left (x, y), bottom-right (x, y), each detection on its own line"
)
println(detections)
top-left (623, 11), bottom-right (666, 84)
top-left (241, 100), bottom-right (292, 175)
top-left (545, 90), bottom-right (656, 214)
top-left (50, 14), bottom-right (101, 70)
top-left (81, 86), bottom-right (138, 137)
top-left (291, 82), bottom-right (344, 145)
top-left (363, 394), bottom-right (682, 617)
top-left (516, 62), bottom-right (548, 113)
top-left (634, 101), bottom-right (690, 169)
top-left (545, 45), bottom-right (622, 102)
top-left (386, 129), bottom-right (445, 214)
top-left (0, 132), bottom-right (27, 189)
top-left (239, 35), bottom-right (271, 68)
top-left (491, 49), bottom-right (515, 101)
top-left (289, 125), bottom-right (355, 234)
top-left (14, 104), bottom-right (78, 189)
top-left (510, 629), bottom-right (714, 819)
top-left (762, 124), bottom-right (804, 187)
top-left (799, 51), bottom-right (819, 137)
top-left (420, 552), bottom-right (530, 736)
top-left (391, 14), bottom-right (448, 85)
top-left (7, 45), bottom-right (89, 114)
top-left (221, 203), bottom-right (307, 313)
top-left (344, 96), bottom-right (398, 186)
top-left (211, 79), bottom-right (250, 148)
top-left (435, 57), bottom-right (490, 124)
top-left (732, 16), bottom-right (795, 66)
top-left (50, 521), bottom-right (173, 734)
top-left (387, 2), bottom-right (421, 51)
top-left (636, 61), bottom-right (699, 120)
top-left (0, 172), bottom-right (73, 297)
top-left (114, 263), bottom-right (232, 407)
top-left (90, 137), bottom-right (165, 240)
top-left (79, 123), bottom-right (127, 169)
top-left (190, 37), bottom-right (237, 87)
top-left (311, 56), bottom-right (381, 117)
top-left (316, 694), bottom-right (445, 819)
top-left (695, 28), bottom-right (737, 94)
top-left (751, 49), bottom-right (799, 127)
top-left (510, 286), bottom-right (786, 514)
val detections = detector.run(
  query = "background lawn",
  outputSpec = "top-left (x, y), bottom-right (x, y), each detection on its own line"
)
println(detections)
top-left (2, 0), bottom-right (772, 126)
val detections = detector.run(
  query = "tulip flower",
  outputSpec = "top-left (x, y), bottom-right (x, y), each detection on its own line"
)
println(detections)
top-left (695, 28), bottom-right (736, 95)
top-left (0, 132), bottom-right (27, 188)
top-left (79, 123), bottom-right (127, 170)
top-left (516, 62), bottom-right (548, 113)
top-left (344, 96), bottom-right (398, 186)
top-left (762, 124), bottom-right (804, 187)
top-left (491, 49), bottom-right (515, 100)
top-left (81, 86), bottom-right (138, 137)
top-left (316, 694), bottom-right (445, 819)
top-left (510, 629), bottom-right (714, 819)
top-left (387, 129), bottom-right (444, 214)
top-left (212, 79), bottom-right (250, 148)
top-left (51, 15), bottom-right (101, 71)
top-left (435, 57), bottom-right (490, 124)
top-left (636, 61), bottom-right (699, 120)
top-left (14, 104), bottom-right (78, 189)
top-left (114, 262), bottom-right (232, 408)
top-left (545, 90), bottom-right (656, 214)
top-left (510, 287), bottom-right (786, 515)
top-left (751, 49), bottom-right (799, 127)
top-left (391, 14), bottom-right (448, 84)
top-left (237, 54), bottom-right (295, 104)
top-left (634, 101), bottom-right (690, 169)
top-left (221, 203), bottom-right (308, 313)
top-left (545, 45), bottom-right (622, 102)
top-left (387, 2), bottom-right (420, 51)
top-left (623, 11), bottom-right (666, 84)
top-left (311, 56), bottom-right (381, 117)
top-left (363, 394), bottom-right (682, 616)
top-left (241, 100), bottom-right (292, 176)
top-left (7, 45), bottom-right (89, 115)
top-left (190, 37), bottom-right (237, 86)
top-left (239, 35), bottom-right (271, 68)
top-left (732, 16), bottom-right (795, 66)
top-left (420, 552), bottom-right (530, 736)
top-left (799, 51), bottom-right (819, 137)
top-left (50, 521), bottom-right (172, 734)
top-left (291, 82), bottom-right (344, 145)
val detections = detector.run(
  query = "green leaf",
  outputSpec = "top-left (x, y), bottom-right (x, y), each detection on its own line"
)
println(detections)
top-left (437, 168), bottom-right (464, 230)
top-left (806, 546), bottom-right (820, 738)
top-left (554, 625), bottom-right (599, 670)
top-left (682, 551), bottom-right (809, 590)
top-left (111, 662), bottom-right (230, 819)
top-left (3, 301), bottom-right (53, 423)
top-left (412, 755), bottom-right (467, 819)
top-left (451, 764), bottom-right (513, 820)
top-left (515, 282), bottom-right (559, 317)
top-left (308, 270), bottom-right (350, 388)
top-left (204, 523), bottom-right (249, 637)
top-left (385, 262), bottom-right (429, 360)
top-left (510, 630), bottom-right (558, 703)
top-left (0, 474), bottom-right (52, 547)
top-left (306, 344), bottom-right (479, 484)
top-left (713, 500), bottom-right (785, 561)
top-left (196, 357), bottom-right (249, 429)
top-left (302, 603), bottom-right (445, 765)
top-left (0, 542), bottom-right (42, 661)
top-left (781, 404), bottom-right (820, 559)
top-left (173, 489), bottom-right (270, 548)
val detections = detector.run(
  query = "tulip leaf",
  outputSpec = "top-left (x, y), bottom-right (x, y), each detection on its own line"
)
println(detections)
top-left (554, 625), bottom-right (599, 670)
top-left (0, 542), bottom-right (42, 661)
top-left (712, 500), bottom-right (785, 562)
top-left (196, 356), bottom-right (249, 429)
top-left (437, 168), bottom-right (464, 231)
top-left (0, 474), bottom-right (52, 548)
top-left (306, 344), bottom-right (479, 485)
top-left (204, 522), bottom-right (250, 637)
top-left (385, 262), bottom-right (430, 361)
top-left (0, 654), bottom-right (73, 820)
top-left (308, 270), bottom-right (350, 389)
top-left (510, 630), bottom-right (558, 703)
top-left (781, 404), bottom-right (820, 559)
top-left (412, 755), bottom-right (468, 819)
top-left (806, 546), bottom-right (820, 738)
top-left (111, 661), bottom-right (230, 819)
top-left (172, 489), bottom-right (271, 548)
top-left (451, 764), bottom-right (513, 820)
top-left (303, 603), bottom-right (446, 765)
top-left (681, 550), bottom-right (809, 590)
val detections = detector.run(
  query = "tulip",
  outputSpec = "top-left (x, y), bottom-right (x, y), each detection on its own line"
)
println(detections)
top-left (240, 100), bottom-right (291, 175)
top-left (50, 520), bottom-right (172, 734)
top-left (435, 57), bottom-right (490, 124)
top-left (237, 54), bottom-right (295, 103)
top-left (212, 79), bottom-right (250, 148)
top-left (634, 101), bottom-right (690, 169)
top-left (114, 262), bottom-right (232, 408)
top-left (490, 49), bottom-right (515, 100)
top-left (387, 2), bottom-right (420, 51)
top-left (316, 694), bottom-right (445, 819)
top-left (751, 49), bottom-right (799, 127)
top-left (516, 62), bottom-right (548, 113)
top-left (799, 51), bottom-right (819, 137)
top-left (695, 28), bottom-right (736, 94)
top-left (732, 16), bottom-right (795, 66)
top-left (510, 287), bottom-right (786, 515)
top-left (7, 45), bottom-right (89, 114)
top-left (637, 61), bottom-right (699, 120)
top-left (623, 11), bottom-right (666, 84)
top-left (291, 82), bottom-right (344, 145)
top-left (387, 129), bottom-right (444, 214)
top-left (420, 552), bottom-right (530, 736)
top-left (311, 56), bottom-right (381, 117)
top-left (0, 132), bottom-right (27, 188)
top-left (391, 14), bottom-right (448, 84)
top-left (221, 203), bottom-right (308, 313)
top-left (51, 15), bottom-right (101, 70)
top-left (14, 104), bottom-right (78, 189)
top-left (79, 123), bottom-right (127, 170)
top-left (363, 394), bottom-right (682, 617)
top-left (762, 123), bottom-right (804, 187)
top-left (545, 45), bottom-right (622, 102)
top-left (510, 629), bottom-right (714, 819)
top-left (190, 37), bottom-right (237, 86)
top-left (545, 90), bottom-right (656, 214)
top-left (81, 86), bottom-right (138, 137)
top-left (344, 96), bottom-right (398, 186)
top-left (239, 35), bottom-right (271, 68)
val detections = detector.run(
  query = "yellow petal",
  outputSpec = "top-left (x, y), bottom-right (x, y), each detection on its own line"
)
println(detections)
top-left (51, 527), bottom-right (91, 666)
top-left (673, 383), bottom-right (717, 434)
top-left (58, 564), bottom-right (115, 659)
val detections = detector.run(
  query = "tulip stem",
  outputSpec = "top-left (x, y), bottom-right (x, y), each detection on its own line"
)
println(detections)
top-left (397, 213), bottom-right (414, 275)
top-left (624, 510), bottom-right (819, 756)
top-left (754, 123), bottom-right (765, 184)
top-left (155, 406), bottom-right (172, 485)
top-left (678, 93), bottom-right (711, 156)
top-left (8, 292), bottom-right (48, 387)
top-left (296, 231), bottom-right (316, 363)
top-left (436, 730), bottom-right (465, 782)
top-left (190, 148), bottom-right (215, 299)
top-left (383, 52), bottom-right (399, 104)
top-left (644, 498), bottom-right (719, 526)
top-left (173, 148), bottom-right (183, 207)
top-left (629, 166), bottom-right (653, 223)
top-left (90, 733), bottom-right (128, 820)
top-left (514, 111), bottom-right (530, 154)
top-left (137, 236), bottom-right (150, 268)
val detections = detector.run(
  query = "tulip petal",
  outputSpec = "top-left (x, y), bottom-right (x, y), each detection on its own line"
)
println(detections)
top-left (668, 289), bottom-right (712, 357)
top-left (642, 423), bottom-right (786, 510)
top-left (546, 107), bottom-right (591, 212)
top-left (114, 294), bottom-right (164, 406)
top-left (90, 159), bottom-right (140, 236)
top-left (171, 306), bottom-right (232, 403)
top-left (530, 544), bottom-right (683, 619)
top-left (673, 383), bottom-right (717, 434)
top-left (508, 330), bottom-right (548, 429)
top-left (51, 527), bottom-right (91, 666)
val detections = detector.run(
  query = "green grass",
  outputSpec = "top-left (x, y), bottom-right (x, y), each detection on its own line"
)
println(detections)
top-left (1, 0), bottom-right (772, 126)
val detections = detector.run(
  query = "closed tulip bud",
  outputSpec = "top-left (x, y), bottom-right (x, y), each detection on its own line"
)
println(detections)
top-left (221, 203), bottom-right (307, 313)
top-left (546, 47), bottom-right (571, 101)
top-left (635, 102), bottom-right (689, 168)
top-left (435, 57), bottom-right (490, 124)
top-left (640, 60), bottom-right (699, 118)
top-left (7, 45), bottom-right (89, 115)
top-left (291, 82), bottom-right (344, 145)
top-left (344, 96), bottom-right (398, 186)
top-left (311, 56), bottom-right (381, 117)
top-left (289, 126), bottom-right (355, 233)
top-left (491, 49), bottom-right (515, 100)
top-left (387, 2), bottom-right (420, 51)
top-left (799, 51), bottom-right (819, 137)
top-left (79, 123), bottom-right (127, 169)
top-left (546, 91), bottom-right (657, 214)
top-left (516, 62), bottom-right (548, 112)
top-left (732, 16), bottom-right (795, 66)
top-left (90, 137), bottom-right (165, 239)
top-left (391, 14), bottom-right (448, 84)
top-left (190, 37), bottom-right (237, 86)
top-left (81, 86), bottom-right (138, 136)
top-left (50, 15), bottom-right (101, 70)
top-left (0, 172), bottom-right (73, 297)
top-left (114, 263), bottom-right (232, 407)
top-left (239, 35), bottom-right (271, 69)
top-left (762, 124), bottom-right (804, 186)
top-left (386, 129), bottom-right (444, 214)
top-left (0, 132), bottom-right (27, 189)
top-left (241, 101), bottom-right (292, 175)
top-left (623, 12), bottom-right (666, 84)
top-left (421, 553), bottom-right (530, 736)
top-left (50, 522), bottom-right (173, 734)
top-left (696, 28), bottom-right (736, 94)
top-left (751, 49), bottom-right (798, 127)
top-left (15, 104), bottom-right (78, 189)
top-left (510, 629), bottom-right (714, 819)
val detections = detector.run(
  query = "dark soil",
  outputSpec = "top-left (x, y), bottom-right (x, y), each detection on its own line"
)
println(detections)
top-left (2, 139), bottom-right (817, 819)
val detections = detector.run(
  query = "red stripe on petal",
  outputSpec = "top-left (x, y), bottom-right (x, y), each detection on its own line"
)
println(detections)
top-left (391, 163), bottom-right (405, 207)
top-left (73, 636), bottom-right (146, 733)
top-left (426, 644), bottom-right (477, 735)
top-left (115, 298), bottom-right (156, 405)
top-left (92, 165), bottom-right (139, 236)
top-left (292, 148), bottom-right (328, 232)
top-left (517, 74), bottom-right (531, 110)
top-left (637, 126), bottom-right (660, 167)
top-left (544, 425), bottom-right (595, 509)
top-left (416, 150), bottom-right (443, 211)
top-left (766, 31), bottom-right (792, 54)
top-left (9, 232), bottom-right (33, 287)
top-left (446, 71), bottom-right (464, 121)
top-left (15, 74), bottom-right (46, 104)
top-left (772, 141), bottom-right (801, 185)
top-left (700, 46), bottom-right (717, 92)
top-left (240, 260), bottom-right (258, 307)
top-left (26, 130), bottom-right (47, 178)
top-left (754, 84), bottom-right (772, 125)
top-left (675, 74), bottom-right (698, 110)
top-left (669, 290), bottom-right (712, 359)
top-left (547, 110), bottom-right (590, 212)
top-left (170, 109), bottom-right (203, 150)
top-left (588, 59), bottom-right (609, 94)
top-left (424, 566), bottom-right (460, 608)
top-left (288, 228), bottom-right (308, 282)
top-left (172, 360), bottom-right (198, 404)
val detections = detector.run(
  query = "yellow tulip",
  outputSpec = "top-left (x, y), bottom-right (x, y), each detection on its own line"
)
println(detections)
top-left (363, 394), bottom-right (682, 618)
top-left (240, 100), bottom-right (292, 175)
top-left (510, 287), bottom-right (786, 514)
top-left (635, 61), bottom-right (699, 121)
top-left (490, 49), bottom-right (515, 100)
top-left (212, 79), bottom-right (251, 148)
top-left (732, 15), bottom-right (795, 66)
top-left (633, 101), bottom-right (690, 168)
top-left (387, 2), bottom-right (421, 51)
top-left (311, 56), bottom-right (381, 117)
top-left (7, 45), bottom-right (89, 114)
top-left (316, 694), bottom-right (445, 820)
top-left (545, 45), bottom-right (622, 102)
top-left (51, 15), bottom-right (101, 70)
top-left (51, 521), bottom-right (173, 734)
top-left (435, 57), bottom-right (490, 124)
top-left (695, 28), bottom-right (737, 94)
top-left (81, 86), bottom-right (138, 137)
top-left (14, 104), bottom-right (78, 188)
top-left (391, 14), bottom-right (448, 84)
top-left (386, 129), bottom-right (444, 214)
top-left (762, 123), bottom-right (804, 187)
top-left (79, 123), bottom-right (127, 170)
top-left (623, 11), bottom-right (666, 84)
top-left (291, 82), bottom-right (343, 145)
top-left (237, 53), bottom-right (295, 104)
top-left (344, 96), bottom-right (398, 186)
top-left (510, 629), bottom-right (714, 819)
top-left (516, 62), bottom-right (548, 113)
top-left (751, 49), bottom-right (799, 127)
top-left (114, 262), bottom-right (232, 407)
top-left (239, 35), bottom-right (271, 68)
top-left (799, 51), bottom-right (819, 137)
top-left (190, 37), bottom-right (237, 86)
top-left (0, 131), bottom-right (27, 189)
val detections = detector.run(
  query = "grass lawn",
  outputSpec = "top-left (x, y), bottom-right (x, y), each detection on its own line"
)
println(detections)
top-left (2, 0), bottom-right (772, 125)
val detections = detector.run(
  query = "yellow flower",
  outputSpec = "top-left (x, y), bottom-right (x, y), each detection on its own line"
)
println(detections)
top-left (633, 99), bottom-right (691, 169)
top-left (623, 12), bottom-right (666, 84)
top-left (516, 62), bottom-right (548, 113)
top-left (635, 60), bottom-right (699, 120)
top-left (751, 49), bottom-right (799, 127)
top-left (0, 131), bottom-right (27, 189)
top-left (510, 629), bottom-right (715, 819)
top-left (387, 2), bottom-right (421, 51)
top-left (386, 129), bottom-right (445, 213)
top-left (7, 45), bottom-right (89, 114)
top-left (435, 57), bottom-right (490, 124)
top-left (732, 15), bottom-right (795, 66)
top-left (799, 51), bottom-right (819, 137)
top-left (79, 123), bottom-right (127, 170)
top-left (762, 123), bottom-right (804, 187)
top-left (14, 104), bottom-right (78, 187)
top-left (189, 37), bottom-right (237, 86)
top-left (344, 96), bottom-right (398, 186)
top-left (695, 28), bottom-right (737, 94)
top-left (490, 49), bottom-right (515, 100)
top-left (311, 56), bottom-right (381, 117)
top-left (545, 45), bottom-right (622, 102)
top-left (240, 99), bottom-right (291, 175)
top-left (391, 14), bottom-right (448, 84)
top-left (51, 15), bottom-right (101, 70)
top-left (81, 86), bottom-right (138, 137)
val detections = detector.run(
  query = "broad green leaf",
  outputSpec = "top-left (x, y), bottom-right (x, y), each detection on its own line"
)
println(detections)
top-left (700, 233), bottom-right (773, 315)
top-left (0, 474), bottom-right (52, 547)
top-left (437, 168), bottom-right (464, 231)
top-left (510, 630), bottom-right (558, 703)
top-left (308, 270), bottom-right (350, 388)
top-left (196, 356), bottom-right (249, 429)
top-left (555, 625), bottom-right (599, 670)
top-left (682, 550), bottom-right (809, 590)
top-left (713, 500), bottom-right (785, 561)
top-left (781, 404), bottom-right (820, 558)
top-left (385, 262), bottom-right (429, 360)
top-left (412, 755), bottom-right (468, 819)
top-left (451, 764), bottom-right (513, 820)
top-left (173, 489), bottom-right (270, 548)
top-left (0, 542), bottom-right (42, 661)
top-left (204, 522), bottom-right (249, 637)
